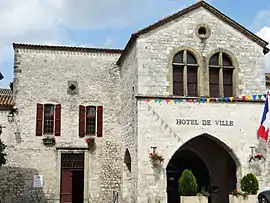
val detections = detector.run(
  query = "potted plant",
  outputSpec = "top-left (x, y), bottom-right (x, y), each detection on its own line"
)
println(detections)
top-left (229, 173), bottom-right (259, 203)
top-left (178, 169), bottom-right (207, 203)
top-left (42, 136), bottom-right (55, 146)
top-left (149, 152), bottom-right (164, 166)
top-left (249, 152), bottom-right (265, 163)
top-left (85, 136), bottom-right (95, 147)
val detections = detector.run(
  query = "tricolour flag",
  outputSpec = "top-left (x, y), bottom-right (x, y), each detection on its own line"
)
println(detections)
top-left (257, 95), bottom-right (270, 141)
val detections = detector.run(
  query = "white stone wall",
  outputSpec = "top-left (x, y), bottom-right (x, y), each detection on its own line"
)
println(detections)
top-left (137, 100), bottom-right (267, 202)
top-left (1, 48), bottom-right (123, 202)
top-left (120, 42), bottom-right (138, 203)
top-left (137, 7), bottom-right (266, 96)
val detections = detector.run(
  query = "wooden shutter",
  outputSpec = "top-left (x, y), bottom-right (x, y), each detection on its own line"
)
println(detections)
top-left (187, 67), bottom-right (198, 96)
top-left (223, 68), bottom-right (233, 97)
top-left (209, 68), bottom-right (219, 97)
top-left (97, 106), bottom-right (103, 137)
top-left (36, 103), bottom-right (43, 136)
top-left (173, 65), bottom-right (184, 96)
top-left (55, 104), bottom-right (61, 136)
top-left (79, 105), bottom-right (86, 137)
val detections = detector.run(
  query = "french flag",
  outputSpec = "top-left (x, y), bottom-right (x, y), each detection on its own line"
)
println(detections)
top-left (257, 95), bottom-right (270, 142)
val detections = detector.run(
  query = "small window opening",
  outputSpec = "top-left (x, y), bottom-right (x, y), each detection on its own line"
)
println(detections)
top-left (198, 27), bottom-right (207, 36)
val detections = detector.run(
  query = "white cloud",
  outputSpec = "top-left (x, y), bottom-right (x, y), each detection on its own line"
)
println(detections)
top-left (256, 27), bottom-right (270, 73)
top-left (0, 0), bottom-right (206, 86)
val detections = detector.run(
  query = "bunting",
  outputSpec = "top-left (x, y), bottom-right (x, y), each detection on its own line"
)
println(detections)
top-left (145, 93), bottom-right (268, 104)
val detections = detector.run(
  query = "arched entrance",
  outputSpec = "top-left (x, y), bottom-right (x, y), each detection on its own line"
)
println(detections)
top-left (166, 134), bottom-right (240, 203)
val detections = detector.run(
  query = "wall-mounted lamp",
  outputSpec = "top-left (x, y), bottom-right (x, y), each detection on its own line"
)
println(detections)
top-left (249, 145), bottom-right (255, 156)
top-left (7, 106), bottom-right (18, 123)
top-left (151, 146), bottom-right (157, 154)
top-left (7, 113), bottom-right (14, 123)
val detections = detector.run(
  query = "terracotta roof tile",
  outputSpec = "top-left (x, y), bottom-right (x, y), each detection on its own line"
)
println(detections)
top-left (0, 89), bottom-right (13, 109)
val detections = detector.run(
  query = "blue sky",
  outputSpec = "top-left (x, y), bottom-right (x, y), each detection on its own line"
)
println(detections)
top-left (0, 0), bottom-right (270, 88)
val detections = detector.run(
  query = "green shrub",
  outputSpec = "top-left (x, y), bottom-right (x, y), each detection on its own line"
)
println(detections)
top-left (178, 169), bottom-right (198, 196)
top-left (0, 138), bottom-right (6, 168)
top-left (240, 173), bottom-right (259, 194)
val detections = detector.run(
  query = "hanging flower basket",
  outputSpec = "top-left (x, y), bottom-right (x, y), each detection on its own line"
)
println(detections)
top-left (85, 136), bottom-right (95, 147)
top-left (149, 152), bottom-right (164, 166)
top-left (249, 153), bottom-right (265, 163)
top-left (42, 136), bottom-right (56, 146)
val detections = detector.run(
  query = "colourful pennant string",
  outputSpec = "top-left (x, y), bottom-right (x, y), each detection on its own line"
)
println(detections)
top-left (145, 93), bottom-right (268, 104)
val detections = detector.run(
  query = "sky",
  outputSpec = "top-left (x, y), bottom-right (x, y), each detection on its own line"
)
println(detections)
top-left (0, 0), bottom-right (270, 88)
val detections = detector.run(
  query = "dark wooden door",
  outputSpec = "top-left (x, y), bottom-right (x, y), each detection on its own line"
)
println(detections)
top-left (61, 169), bottom-right (72, 203)
top-left (60, 153), bottom-right (85, 203)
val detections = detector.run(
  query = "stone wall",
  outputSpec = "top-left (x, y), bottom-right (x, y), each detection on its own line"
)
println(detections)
top-left (137, 100), bottom-right (267, 202)
top-left (120, 42), bottom-right (138, 203)
top-left (136, 7), bottom-right (266, 96)
top-left (1, 48), bottom-right (123, 202)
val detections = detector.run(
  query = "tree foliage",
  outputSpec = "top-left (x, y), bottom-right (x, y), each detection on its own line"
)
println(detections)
top-left (178, 169), bottom-right (198, 196)
top-left (240, 173), bottom-right (259, 195)
top-left (0, 138), bottom-right (6, 168)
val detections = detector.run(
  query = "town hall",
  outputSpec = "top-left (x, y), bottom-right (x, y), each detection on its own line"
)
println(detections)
top-left (0, 1), bottom-right (269, 203)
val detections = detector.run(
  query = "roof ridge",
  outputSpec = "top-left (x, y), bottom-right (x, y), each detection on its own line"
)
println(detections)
top-left (116, 0), bottom-right (269, 66)
top-left (13, 43), bottom-right (123, 54)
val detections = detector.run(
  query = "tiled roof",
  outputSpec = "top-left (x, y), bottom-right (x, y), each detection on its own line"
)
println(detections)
top-left (0, 89), bottom-right (13, 109)
top-left (116, 1), bottom-right (269, 66)
top-left (13, 43), bottom-right (123, 54)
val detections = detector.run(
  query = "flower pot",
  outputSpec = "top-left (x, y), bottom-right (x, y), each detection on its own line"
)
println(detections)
top-left (229, 195), bottom-right (257, 203)
top-left (42, 137), bottom-right (55, 146)
top-left (180, 196), bottom-right (208, 203)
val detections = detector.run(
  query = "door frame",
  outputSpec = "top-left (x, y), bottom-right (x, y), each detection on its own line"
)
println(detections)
top-left (56, 148), bottom-right (89, 203)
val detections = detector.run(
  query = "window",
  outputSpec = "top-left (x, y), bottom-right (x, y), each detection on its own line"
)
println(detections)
top-left (173, 50), bottom-right (198, 96)
top-left (79, 105), bottom-right (103, 137)
top-left (36, 103), bottom-right (61, 136)
top-left (208, 52), bottom-right (234, 97)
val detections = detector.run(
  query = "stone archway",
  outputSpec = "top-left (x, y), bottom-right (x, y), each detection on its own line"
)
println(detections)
top-left (122, 149), bottom-right (132, 203)
top-left (166, 133), bottom-right (240, 203)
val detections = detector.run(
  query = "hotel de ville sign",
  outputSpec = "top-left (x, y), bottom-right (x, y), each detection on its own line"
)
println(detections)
top-left (176, 119), bottom-right (234, 127)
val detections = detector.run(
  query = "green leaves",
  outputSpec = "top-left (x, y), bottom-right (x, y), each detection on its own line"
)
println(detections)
top-left (240, 173), bottom-right (259, 195)
top-left (0, 138), bottom-right (6, 168)
top-left (178, 169), bottom-right (198, 196)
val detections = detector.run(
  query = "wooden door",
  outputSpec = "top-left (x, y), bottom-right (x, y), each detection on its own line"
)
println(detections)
top-left (61, 169), bottom-right (72, 203)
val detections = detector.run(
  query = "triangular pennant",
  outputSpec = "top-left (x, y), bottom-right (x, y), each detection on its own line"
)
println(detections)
top-left (258, 95), bottom-right (262, 100)
top-left (198, 98), bottom-right (202, 103)
top-left (264, 94), bottom-right (267, 99)
top-left (206, 98), bottom-right (210, 103)
top-left (146, 99), bottom-right (150, 103)
top-left (220, 98), bottom-right (224, 102)
top-left (242, 96), bottom-right (246, 101)
top-left (202, 98), bottom-right (206, 103)
top-left (229, 97), bottom-right (234, 102)
top-left (215, 98), bottom-right (219, 102)
top-left (247, 95), bottom-right (252, 100)
top-left (166, 99), bottom-right (170, 103)
top-left (225, 97), bottom-right (229, 102)
top-left (252, 95), bottom-right (257, 100)
top-left (154, 99), bottom-right (159, 103)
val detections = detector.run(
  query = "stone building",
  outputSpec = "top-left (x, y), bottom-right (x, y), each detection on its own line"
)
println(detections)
top-left (0, 1), bottom-right (270, 203)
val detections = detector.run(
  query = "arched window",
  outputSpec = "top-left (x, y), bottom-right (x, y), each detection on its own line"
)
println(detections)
top-left (173, 50), bottom-right (198, 96)
top-left (209, 52), bottom-right (234, 97)
top-left (124, 149), bottom-right (131, 172)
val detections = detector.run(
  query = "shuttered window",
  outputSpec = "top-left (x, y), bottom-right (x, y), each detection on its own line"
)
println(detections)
top-left (79, 105), bottom-right (103, 137)
top-left (209, 52), bottom-right (234, 97)
top-left (173, 50), bottom-right (198, 96)
top-left (36, 103), bottom-right (61, 136)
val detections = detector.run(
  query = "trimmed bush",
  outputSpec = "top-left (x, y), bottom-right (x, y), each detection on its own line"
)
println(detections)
top-left (240, 173), bottom-right (259, 195)
top-left (178, 169), bottom-right (198, 196)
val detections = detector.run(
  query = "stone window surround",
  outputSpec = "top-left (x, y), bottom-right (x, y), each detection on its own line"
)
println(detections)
top-left (38, 101), bottom-right (60, 137)
top-left (55, 148), bottom-right (90, 203)
top-left (168, 46), bottom-right (239, 97)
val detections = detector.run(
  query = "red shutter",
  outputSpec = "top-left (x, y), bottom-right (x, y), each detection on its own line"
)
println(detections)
top-left (97, 106), bottom-right (103, 137)
top-left (79, 105), bottom-right (86, 137)
top-left (55, 104), bottom-right (61, 136)
top-left (36, 103), bottom-right (43, 136)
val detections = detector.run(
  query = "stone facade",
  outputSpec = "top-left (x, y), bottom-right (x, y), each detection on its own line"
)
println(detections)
top-left (0, 1), bottom-right (270, 203)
